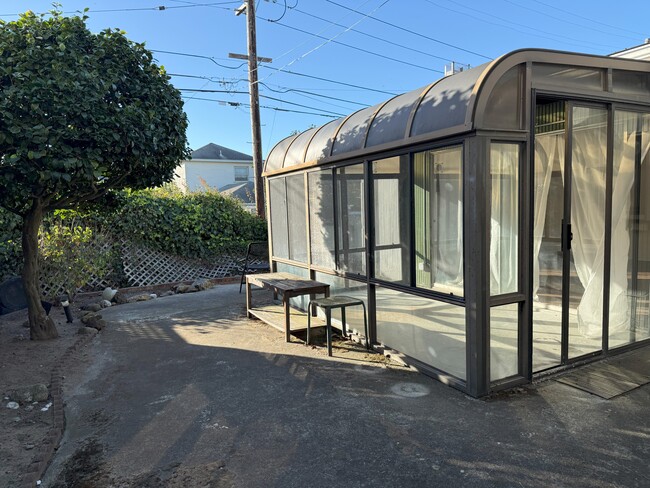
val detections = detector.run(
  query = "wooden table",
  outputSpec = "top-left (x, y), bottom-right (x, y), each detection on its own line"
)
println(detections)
top-left (246, 272), bottom-right (330, 342)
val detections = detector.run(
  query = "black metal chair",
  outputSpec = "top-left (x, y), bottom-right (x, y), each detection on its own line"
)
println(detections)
top-left (239, 241), bottom-right (270, 293)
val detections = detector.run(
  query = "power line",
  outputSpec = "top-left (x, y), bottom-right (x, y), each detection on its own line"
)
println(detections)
top-left (292, 6), bottom-right (464, 66)
top-left (324, 0), bottom-right (492, 60)
top-left (178, 88), bottom-right (347, 116)
top-left (169, 73), bottom-right (372, 107)
top-left (532, 0), bottom-right (647, 38)
top-left (157, 48), bottom-right (401, 95)
top-left (0, 2), bottom-right (238, 17)
top-left (501, 0), bottom-right (640, 42)
top-left (267, 20), bottom-right (444, 74)
top-left (151, 49), bottom-right (248, 70)
top-left (181, 96), bottom-right (340, 118)
top-left (422, 0), bottom-right (620, 51)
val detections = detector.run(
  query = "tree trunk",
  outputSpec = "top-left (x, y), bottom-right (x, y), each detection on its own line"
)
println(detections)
top-left (22, 200), bottom-right (58, 340)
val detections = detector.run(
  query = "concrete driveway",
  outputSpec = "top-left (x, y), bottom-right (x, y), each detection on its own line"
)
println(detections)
top-left (42, 284), bottom-right (650, 487)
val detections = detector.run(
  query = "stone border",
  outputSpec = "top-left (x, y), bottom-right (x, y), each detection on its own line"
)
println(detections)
top-left (21, 331), bottom-right (97, 488)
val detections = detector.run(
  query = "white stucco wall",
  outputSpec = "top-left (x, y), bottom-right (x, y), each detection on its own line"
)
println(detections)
top-left (174, 159), bottom-right (253, 192)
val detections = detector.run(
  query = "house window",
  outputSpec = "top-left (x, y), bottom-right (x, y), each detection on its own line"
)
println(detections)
top-left (234, 166), bottom-right (249, 182)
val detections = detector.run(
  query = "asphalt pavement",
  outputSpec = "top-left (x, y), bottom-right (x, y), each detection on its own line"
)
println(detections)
top-left (41, 284), bottom-right (650, 487)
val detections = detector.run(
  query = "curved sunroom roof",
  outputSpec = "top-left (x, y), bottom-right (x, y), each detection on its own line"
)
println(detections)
top-left (264, 48), bottom-right (650, 175)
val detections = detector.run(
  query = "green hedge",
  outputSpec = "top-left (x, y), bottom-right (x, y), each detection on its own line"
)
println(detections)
top-left (0, 186), bottom-right (268, 283)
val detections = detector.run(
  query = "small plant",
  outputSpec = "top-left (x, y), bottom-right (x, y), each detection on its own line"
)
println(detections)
top-left (38, 220), bottom-right (114, 301)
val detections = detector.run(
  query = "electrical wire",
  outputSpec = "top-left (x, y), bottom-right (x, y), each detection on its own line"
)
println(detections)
top-left (265, 0), bottom-right (288, 22)
top-left (152, 49), bottom-right (248, 70)
top-left (267, 20), bottom-right (444, 74)
top-left (501, 0), bottom-right (640, 42)
top-left (181, 96), bottom-right (340, 118)
top-left (178, 88), bottom-right (347, 116)
top-left (292, 6), bottom-right (464, 66)
top-left (324, 0), bottom-right (491, 60)
top-left (422, 0), bottom-right (619, 51)
top-left (0, 2), bottom-right (238, 17)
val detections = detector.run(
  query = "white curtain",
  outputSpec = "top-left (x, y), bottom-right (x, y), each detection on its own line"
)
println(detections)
top-left (490, 144), bottom-right (519, 295)
top-left (533, 113), bottom-right (650, 338)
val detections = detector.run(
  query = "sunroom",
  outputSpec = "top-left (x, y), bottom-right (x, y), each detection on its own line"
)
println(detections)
top-left (262, 49), bottom-right (650, 397)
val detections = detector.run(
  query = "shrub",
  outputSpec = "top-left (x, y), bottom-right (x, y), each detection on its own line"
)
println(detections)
top-left (0, 208), bottom-right (23, 281)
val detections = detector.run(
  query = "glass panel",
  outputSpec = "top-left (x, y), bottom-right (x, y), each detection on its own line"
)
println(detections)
top-left (305, 119), bottom-right (339, 163)
top-left (483, 66), bottom-right (521, 130)
top-left (490, 143), bottom-right (519, 295)
top-left (331, 107), bottom-right (375, 156)
top-left (612, 70), bottom-right (650, 97)
top-left (286, 174), bottom-right (307, 263)
top-left (610, 111), bottom-right (650, 348)
top-left (336, 164), bottom-right (366, 275)
top-left (372, 155), bottom-right (410, 284)
top-left (532, 101), bottom-right (565, 372)
top-left (269, 178), bottom-right (288, 259)
top-left (490, 303), bottom-right (519, 381)
top-left (411, 63), bottom-right (488, 137)
top-left (366, 88), bottom-right (421, 148)
top-left (275, 262), bottom-right (310, 309)
top-left (568, 106), bottom-right (607, 359)
top-left (313, 272), bottom-right (367, 338)
top-left (532, 64), bottom-right (603, 92)
top-left (376, 287), bottom-right (466, 380)
top-left (285, 127), bottom-right (318, 167)
top-left (308, 170), bottom-right (335, 269)
top-left (414, 146), bottom-right (463, 296)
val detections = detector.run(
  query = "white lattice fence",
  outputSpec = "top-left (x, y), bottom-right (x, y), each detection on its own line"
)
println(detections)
top-left (38, 238), bottom-right (245, 297)
top-left (120, 241), bottom-right (242, 287)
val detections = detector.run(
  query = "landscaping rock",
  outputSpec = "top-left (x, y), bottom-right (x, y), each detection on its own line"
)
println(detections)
top-left (6, 401), bottom-right (19, 410)
top-left (78, 326), bottom-right (99, 335)
top-left (112, 291), bottom-right (128, 305)
top-left (191, 278), bottom-right (212, 291)
top-left (100, 300), bottom-right (112, 308)
top-left (82, 303), bottom-right (102, 313)
top-left (175, 284), bottom-right (198, 294)
top-left (102, 287), bottom-right (118, 301)
top-left (159, 291), bottom-right (175, 297)
top-left (8, 384), bottom-right (48, 404)
top-left (81, 313), bottom-right (106, 330)
top-left (129, 294), bottom-right (154, 302)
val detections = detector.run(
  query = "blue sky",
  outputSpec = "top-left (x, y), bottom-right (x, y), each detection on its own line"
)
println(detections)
top-left (4, 0), bottom-right (650, 157)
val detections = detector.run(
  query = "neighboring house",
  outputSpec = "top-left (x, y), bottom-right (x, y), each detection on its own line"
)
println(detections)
top-left (219, 181), bottom-right (256, 212)
top-left (610, 39), bottom-right (650, 60)
top-left (174, 143), bottom-right (253, 193)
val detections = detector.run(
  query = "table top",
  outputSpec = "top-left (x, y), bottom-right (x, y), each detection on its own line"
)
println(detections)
top-left (246, 272), bottom-right (329, 294)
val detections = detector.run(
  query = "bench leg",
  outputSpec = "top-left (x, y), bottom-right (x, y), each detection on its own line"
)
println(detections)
top-left (361, 302), bottom-right (369, 350)
top-left (326, 308), bottom-right (333, 357)
top-left (341, 307), bottom-right (347, 337)
top-left (246, 281), bottom-right (253, 318)
top-left (284, 296), bottom-right (291, 342)
top-left (306, 302), bottom-right (312, 346)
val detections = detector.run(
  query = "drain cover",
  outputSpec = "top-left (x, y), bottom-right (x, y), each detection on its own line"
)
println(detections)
top-left (391, 382), bottom-right (430, 398)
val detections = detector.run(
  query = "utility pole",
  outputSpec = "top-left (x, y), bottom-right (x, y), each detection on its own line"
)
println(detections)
top-left (237, 0), bottom-right (265, 218)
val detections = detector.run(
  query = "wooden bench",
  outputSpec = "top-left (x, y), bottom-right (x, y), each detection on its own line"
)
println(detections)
top-left (246, 272), bottom-right (330, 342)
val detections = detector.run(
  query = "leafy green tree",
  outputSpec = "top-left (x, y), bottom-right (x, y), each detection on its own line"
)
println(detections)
top-left (0, 10), bottom-right (190, 339)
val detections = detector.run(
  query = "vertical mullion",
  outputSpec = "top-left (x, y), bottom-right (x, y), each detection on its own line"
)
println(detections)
top-left (561, 102), bottom-right (573, 365)
top-left (409, 153), bottom-right (416, 288)
top-left (332, 168), bottom-right (340, 271)
top-left (630, 117), bottom-right (643, 342)
top-left (602, 106), bottom-right (614, 353)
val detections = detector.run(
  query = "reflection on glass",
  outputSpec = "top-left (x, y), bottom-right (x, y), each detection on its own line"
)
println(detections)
top-left (490, 143), bottom-right (519, 295)
top-left (287, 174), bottom-right (307, 263)
top-left (490, 303), bottom-right (519, 381)
top-left (414, 146), bottom-right (463, 295)
top-left (313, 272), bottom-right (367, 338)
top-left (376, 287), bottom-right (466, 380)
top-left (269, 177), bottom-right (288, 259)
top-left (372, 155), bottom-right (410, 284)
top-left (610, 111), bottom-right (650, 348)
top-left (336, 164), bottom-right (366, 275)
top-left (308, 170), bottom-right (335, 269)
top-left (568, 106), bottom-right (607, 358)
top-left (533, 101), bottom-right (565, 372)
